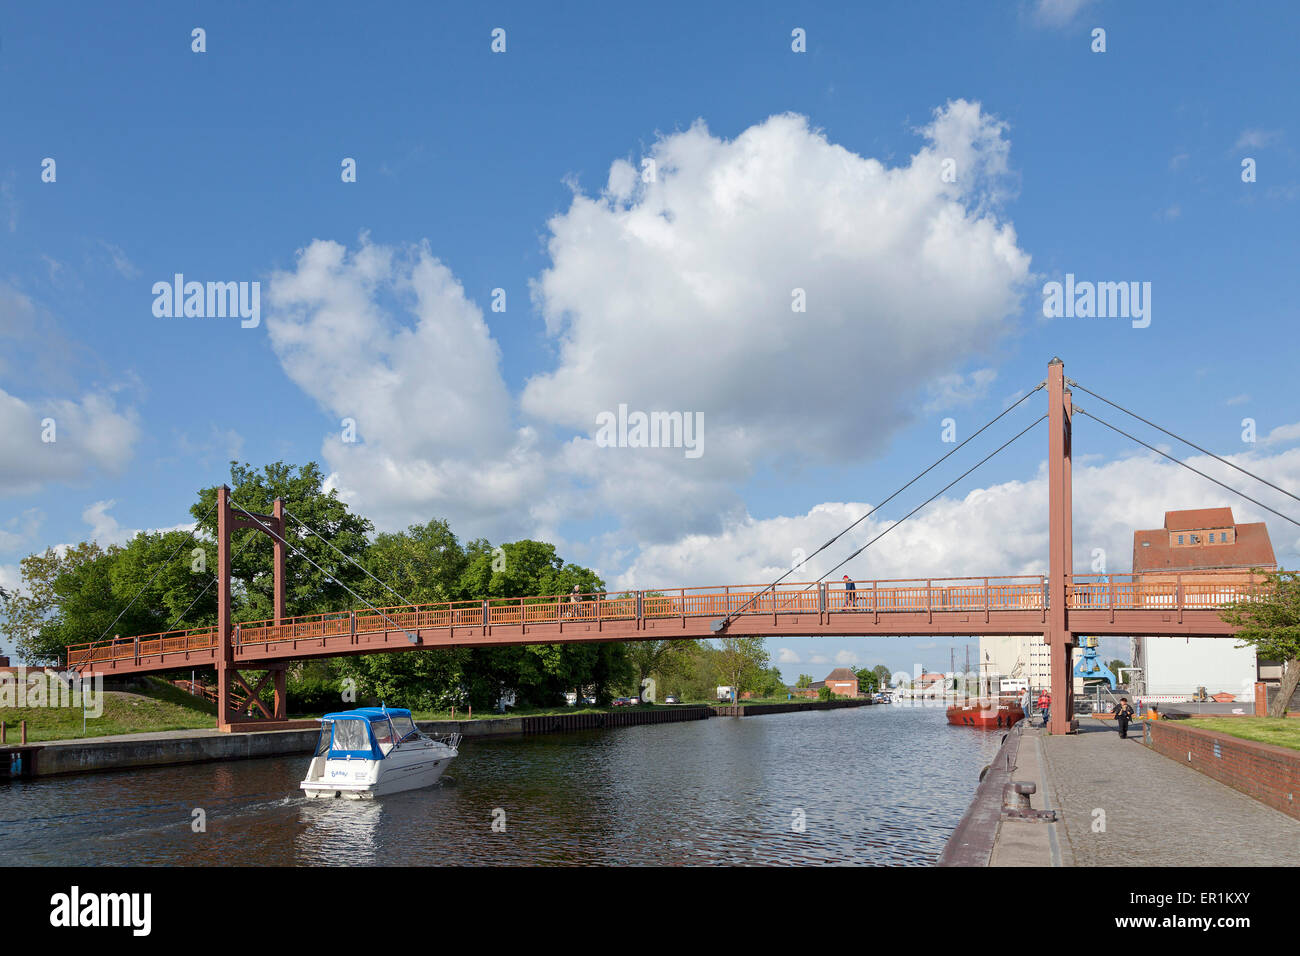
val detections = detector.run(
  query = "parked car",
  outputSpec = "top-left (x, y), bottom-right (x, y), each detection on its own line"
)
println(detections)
top-left (612, 697), bottom-right (632, 706)
top-left (664, 695), bottom-right (680, 704)
top-left (582, 696), bottom-right (598, 705)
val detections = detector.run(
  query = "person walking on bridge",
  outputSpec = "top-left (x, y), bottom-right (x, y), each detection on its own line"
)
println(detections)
top-left (1113, 697), bottom-right (1136, 739)
top-left (843, 575), bottom-right (858, 609)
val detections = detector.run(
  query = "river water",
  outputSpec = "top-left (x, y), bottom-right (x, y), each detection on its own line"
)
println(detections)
top-left (3, 704), bottom-right (1004, 866)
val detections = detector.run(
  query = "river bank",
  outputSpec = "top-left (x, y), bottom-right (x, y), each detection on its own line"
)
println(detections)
top-left (941, 715), bottom-right (1300, 866)
top-left (2, 698), bottom-right (871, 780)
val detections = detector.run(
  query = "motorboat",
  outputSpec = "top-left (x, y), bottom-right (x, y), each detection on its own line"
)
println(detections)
top-left (300, 706), bottom-right (461, 799)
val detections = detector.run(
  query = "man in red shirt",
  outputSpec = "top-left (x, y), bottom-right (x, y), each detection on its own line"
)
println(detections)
top-left (1037, 690), bottom-right (1051, 729)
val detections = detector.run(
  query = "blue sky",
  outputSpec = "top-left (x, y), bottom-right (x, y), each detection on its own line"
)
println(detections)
top-left (2, 1), bottom-right (1298, 678)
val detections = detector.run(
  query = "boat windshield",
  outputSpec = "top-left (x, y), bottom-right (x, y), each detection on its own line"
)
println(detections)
top-left (331, 718), bottom-right (374, 755)
top-left (370, 717), bottom-right (396, 756)
top-left (388, 713), bottom-right (419, 742)
top-left (313, 723), bottom-right (331, 756)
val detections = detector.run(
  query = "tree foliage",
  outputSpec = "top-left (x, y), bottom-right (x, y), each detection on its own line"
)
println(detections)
top-left (853, 666), bottom-right (881, 694)
top-left (192, 461), bottom-right (374, 622)
top-left (715, 636), bottom-right (770, 699)
top-left (3, 459), bottom-right (779, 713)
top-left (1221, 569), bottom-right (1300, 717)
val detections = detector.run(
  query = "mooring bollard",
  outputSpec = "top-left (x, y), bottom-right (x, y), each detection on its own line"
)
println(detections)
top-left (1, 720), bottom-right (6, 744)
top-left (1002, 782), bottom-right (1035, 815)
top-left (1000, 780), bottom-right (1058, 822)
top-left (21, 720), bottom-right (27, 745)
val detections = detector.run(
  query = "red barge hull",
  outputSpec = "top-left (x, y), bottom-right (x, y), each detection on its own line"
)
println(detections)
top-left (946, 700), bottom-right (1025, 729)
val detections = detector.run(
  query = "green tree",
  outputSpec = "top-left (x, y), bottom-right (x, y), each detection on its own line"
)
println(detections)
top-left (1221, 569), bottom-right (1300, 717)
top-left (715, 636), bottom-right (769, 698)
top-left (817, 684), bottom-right (837, 701)
top-left (872, 664), bottom-right (892, 689)
top-left (110, 529), bottom-right (219, 631)
top-left (192, 461), bottom-right (373, 622)
top-left (854, 666), bottom-right (880, 695)
top-left (455, 538), bottom-right (626, 709)
top-left (0, 543), bottom-right (148, 665)
top-left (751, 664), bottom-right (789, 698)
top-left (1104, 659), bottom-right (1129, 685)
top-left (363, 518), bottom-right (468, 606)
top-left (795, 673), bottom-right (813, 689)
top-left (625, 640), bottom-right (695, 700)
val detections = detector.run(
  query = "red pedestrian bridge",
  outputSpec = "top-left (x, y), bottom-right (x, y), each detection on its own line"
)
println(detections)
top-left (67, 570), bottom-right (1252, 678)
top-left (60, 360), bottom-right (1281, 733)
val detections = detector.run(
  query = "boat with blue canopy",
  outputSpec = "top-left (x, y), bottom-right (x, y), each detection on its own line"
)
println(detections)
top-left (300, 706), bottom-right (461, 799)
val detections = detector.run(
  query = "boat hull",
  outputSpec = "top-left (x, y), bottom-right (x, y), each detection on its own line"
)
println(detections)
top-left (946, 701), bottom-right (1024, 729)
top-left (301, 742), bottom-right (457, 799)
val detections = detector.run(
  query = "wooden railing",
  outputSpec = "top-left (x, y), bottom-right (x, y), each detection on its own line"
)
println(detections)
top-left (65, 570), bottom-right (1260, 667)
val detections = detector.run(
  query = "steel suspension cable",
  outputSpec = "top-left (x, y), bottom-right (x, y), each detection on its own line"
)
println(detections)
top-left (712, 383), bottom-right (1045, 629)
top-left (81, 498), bottom-right (220, 656)
top-left (817, 414), bottom-right (1048, 583)
top-left (159, 529), bottom-right (260, 635)
top-left (229, 501), bottom-right (420, 643)
top-left (1075, 407), bottom-right (1300, 530)
top-left (1070, 379), bottom-right (1300, 505)
top-left (282, 504), bottom-right (415, 608)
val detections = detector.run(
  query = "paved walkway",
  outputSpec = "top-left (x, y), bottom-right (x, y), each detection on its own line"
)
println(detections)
top-left (1039, 718), bottom-right (1300, 866)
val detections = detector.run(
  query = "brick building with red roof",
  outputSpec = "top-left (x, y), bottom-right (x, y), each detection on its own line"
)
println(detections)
top-left (1130, 507), bottom-right (1275, 702)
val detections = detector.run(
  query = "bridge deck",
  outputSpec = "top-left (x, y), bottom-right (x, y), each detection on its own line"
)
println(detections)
top-left (67, 572), bottom-right (1255, 677)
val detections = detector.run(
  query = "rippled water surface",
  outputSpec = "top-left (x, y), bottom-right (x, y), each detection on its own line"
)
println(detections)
top-left (2, 704), bottom-right (1004, 865)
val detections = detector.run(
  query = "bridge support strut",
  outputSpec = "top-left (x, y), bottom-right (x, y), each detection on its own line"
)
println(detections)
top-left (1046, 359), bottom-right (1078, 734)
top-left (216, 486), bottom-right (288, 731)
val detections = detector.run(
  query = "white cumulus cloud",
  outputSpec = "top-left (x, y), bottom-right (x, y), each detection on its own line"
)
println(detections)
top-left (0, 387), bottom-right (140, 497)
top-left (267, 103), bottom-right (1032, 545)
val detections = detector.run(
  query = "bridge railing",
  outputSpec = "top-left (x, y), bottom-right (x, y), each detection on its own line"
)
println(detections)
top-left (66, 571), bottom-right (1262, 668)
top-left (1067, 572), bottom-right (1258, 610)
top-left (66, 624), bottom-right (220, 668)
top-left (826, 576), bottom-right (1050, 613)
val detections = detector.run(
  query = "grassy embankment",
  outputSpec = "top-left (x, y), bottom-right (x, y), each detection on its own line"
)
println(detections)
top-left (0, 677), bottom-right (216, 743)
top-left (2, 685), bottom-right (848, 742)
top-left (405, 696), bottom-right (823, 721)
top-left (407, 702), bottom-right (687, 721)
top-left (1184, 717), bottom-right (1300, 752)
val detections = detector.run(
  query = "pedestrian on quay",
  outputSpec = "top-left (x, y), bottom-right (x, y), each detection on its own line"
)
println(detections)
top-left (1113, 696), bottom-right (1136, 739)
top-left (1037, 689), bottom-right (1051, 728)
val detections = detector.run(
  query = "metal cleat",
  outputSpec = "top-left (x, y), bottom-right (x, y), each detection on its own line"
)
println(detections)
top-left (1000, 782), bottom-right (1058, 822)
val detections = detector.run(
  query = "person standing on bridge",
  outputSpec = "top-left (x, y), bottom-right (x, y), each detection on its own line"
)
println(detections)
top-left (843, 575), bottom-right (858, 609)
top-left (567, 585), bottom-right (581, 619)
top-left (1113, 697), bottom-right (1136, 739)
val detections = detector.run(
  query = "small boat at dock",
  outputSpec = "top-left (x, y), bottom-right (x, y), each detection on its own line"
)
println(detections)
top-left (300, 707), bottom-right (461, 799)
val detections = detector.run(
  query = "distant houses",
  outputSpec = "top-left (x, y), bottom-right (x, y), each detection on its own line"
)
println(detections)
top-left (790, 667), bottom-right (861, 699)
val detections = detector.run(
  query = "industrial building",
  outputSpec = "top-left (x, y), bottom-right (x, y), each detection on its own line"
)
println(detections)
top-left (1129, 507), bottom-right (1275, 701)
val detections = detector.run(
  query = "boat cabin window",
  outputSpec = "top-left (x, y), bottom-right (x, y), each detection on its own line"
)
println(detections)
top-left (370, 717), bottom-right (396, 755)
top-left (314, 724), bottom-right (332, 756)
top-left (331, 718), bottom-right (373, 755)
top-left (389, 714), bottom-right (419, 741)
